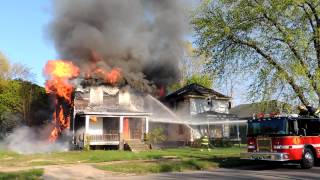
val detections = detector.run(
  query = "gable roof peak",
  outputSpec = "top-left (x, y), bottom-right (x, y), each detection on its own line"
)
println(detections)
top-left (166, 83), bottom-right (231, 99)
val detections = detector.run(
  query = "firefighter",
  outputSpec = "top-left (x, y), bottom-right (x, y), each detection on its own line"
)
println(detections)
top-left (200, 134), bottom-right (210, 151)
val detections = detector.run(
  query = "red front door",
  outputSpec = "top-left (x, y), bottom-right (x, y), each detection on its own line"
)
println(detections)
top-left (123, 118), bottom-right (130, 139)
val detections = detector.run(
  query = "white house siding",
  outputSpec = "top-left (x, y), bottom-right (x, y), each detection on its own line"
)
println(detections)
top-left (191, 124), bottom-right (230, 140)
top-left (87, 117), bottom-right (103, 135)
top-left (214, 100), bottom-right (229, 113)
top-left (189, 98), bottom-right (229, 115)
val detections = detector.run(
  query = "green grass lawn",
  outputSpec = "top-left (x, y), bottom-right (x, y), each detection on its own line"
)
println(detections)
top-left (0, 146), bottom-right (251, 174)
top-left (96, 159), bottom-right (218, 174)
top-left (0, 169), bottom-right (43, 180)
top-left (94, 147), bottom-right (255, 174)
top-left (0, 146), bottom-right (245, 166)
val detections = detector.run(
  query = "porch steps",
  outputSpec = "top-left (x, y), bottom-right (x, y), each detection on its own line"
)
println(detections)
top-left (125, 140), bottom-right (150, 152)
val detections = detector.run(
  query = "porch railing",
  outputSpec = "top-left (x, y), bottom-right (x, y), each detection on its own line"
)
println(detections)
top-left (88, 134), bottom-right (120, 142)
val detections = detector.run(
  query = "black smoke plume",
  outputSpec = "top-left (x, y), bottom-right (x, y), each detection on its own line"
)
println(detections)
top-left (48, 0), bottom-right (189, 92)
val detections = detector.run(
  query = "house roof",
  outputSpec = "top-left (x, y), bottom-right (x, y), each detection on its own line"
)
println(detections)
top-left (165, 83), bottom-right (231, 100)
top-left (76, 111), bottom-right (152, 117)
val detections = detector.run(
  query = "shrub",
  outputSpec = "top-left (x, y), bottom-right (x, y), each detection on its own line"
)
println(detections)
top-left (211, 138), bottom-right (233, 147)
top-left (145, 128), bottom-right (167, 145)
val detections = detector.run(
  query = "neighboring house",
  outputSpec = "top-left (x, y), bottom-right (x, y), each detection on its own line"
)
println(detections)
top-left (163, 83), bottom-right (246, 141)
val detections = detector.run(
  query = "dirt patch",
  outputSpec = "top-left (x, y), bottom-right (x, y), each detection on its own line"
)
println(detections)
top-left (43, 164), bottom-right (112, 180)
top-left (0, 160), bottom-right (154, 180)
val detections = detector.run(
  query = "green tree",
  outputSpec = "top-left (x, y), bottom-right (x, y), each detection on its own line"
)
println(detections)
top-left (186, 74), bottom-right (213, 88)
top-left (0, 51), bottom-right (34, 81)
top-left (168, 74), bottom-right (213, 93)
top-left (18, 80), bottom-right (50, 126)
top-left (0, 79), bottom-right (50, 135)
top-left (0, 52), bottom-right (9, 79)
top-left (193, 0), bottom-right (320, 106)
top-left (0, 80), bottom-right (22, 114)
top-left (0, 51), bottom-right (49, 137)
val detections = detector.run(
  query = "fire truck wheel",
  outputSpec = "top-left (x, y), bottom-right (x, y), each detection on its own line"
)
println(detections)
top-left (300, 148), bottom-right (314, 169)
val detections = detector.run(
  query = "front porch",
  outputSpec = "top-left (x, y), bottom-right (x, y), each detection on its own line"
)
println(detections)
top-left (72, 112), bottom-right (150, 150)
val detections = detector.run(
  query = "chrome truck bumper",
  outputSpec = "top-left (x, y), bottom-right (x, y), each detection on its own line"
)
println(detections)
top-left (240, 152), bottom-right (289, 161)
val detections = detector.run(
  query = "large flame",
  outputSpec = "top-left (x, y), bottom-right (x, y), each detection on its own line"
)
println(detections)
top-left (84, 50), bottom-right (123, 85)
top-left (45, 60), bottom-right (80, 79)
top-left (44, 60), bottom-right (79, 142)
top-left (44, 57), bottom-right (122, 142)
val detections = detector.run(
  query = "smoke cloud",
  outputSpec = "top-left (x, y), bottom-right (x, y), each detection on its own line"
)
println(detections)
top-left (0, 126), bottom-right (69, 154)
top-left (48, 0), bottom-right (189, 91)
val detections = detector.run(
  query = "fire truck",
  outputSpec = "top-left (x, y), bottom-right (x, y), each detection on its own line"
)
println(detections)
top-left (240, 114), bottom-right (320, 169)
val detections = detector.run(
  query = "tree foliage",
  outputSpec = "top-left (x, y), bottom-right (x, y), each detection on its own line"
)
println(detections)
top-left (193, 0), bottom-right (320, 106)
top-left (168, 74), bottom-right (213, 93)
top-left (186, 74), bottom-right (213, 88)
top-left (0, 51), bottom-right (34, 81)
top-left (0, 52), bottom-right (9, 79)
top-left (145, 127), bottom-right (167, 145)
top-left (0, 51), bottom-right (50, 137)
top-left (0, 80), bottom-right (50, 127)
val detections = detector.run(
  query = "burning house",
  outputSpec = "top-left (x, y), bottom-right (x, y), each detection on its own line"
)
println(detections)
top-left (42, 0), bottom-right (196, 150)
top-left (72, 85), bottom-right (152, 150)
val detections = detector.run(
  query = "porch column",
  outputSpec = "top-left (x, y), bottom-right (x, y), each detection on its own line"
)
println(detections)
top-left (85, 115), bottom-right (90, 134)
top-left (237, 124), bottom-right (241, 148)
top-left (84, 115), bottom-right (90, 149)
top-left (72, 111), bottom-right (76, 134)
top-left (236, 124), bottom-right (240, 140)
top-left (119, 116), bottom-right (124, 150)
top-left (145, 117), bottom-right (149, 134)
top-left (119, 116), bottom-right (124, 133)
top-left (222, 124), bottom-right (225, 138)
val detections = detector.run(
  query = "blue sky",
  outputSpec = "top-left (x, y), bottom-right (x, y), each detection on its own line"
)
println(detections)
top-left (0, 1), bottom-right (56, 85)
top-left (0, 1), bottom-right (247, 105)
top-left (0, 1), bottom-right (197, 87)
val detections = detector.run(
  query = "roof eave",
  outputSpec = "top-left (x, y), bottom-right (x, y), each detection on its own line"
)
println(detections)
top-left (76, 111), bottom-right (152, 117)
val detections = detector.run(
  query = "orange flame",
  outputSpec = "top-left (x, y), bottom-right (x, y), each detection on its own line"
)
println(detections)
top-left (88, 50), bottom-right (122, 85)
top-left (94, 68), bottom-right (122, 85)
top-left (45, 79), bottom-right (74, 104)
top-left (44, 60), bottom-right (79, 142)
top-left (44, 60), bottom-right (80, 79)
top-left (44, 57), bottom-right (122, 142)
top-left (49, 128), bottom-right (59, 142)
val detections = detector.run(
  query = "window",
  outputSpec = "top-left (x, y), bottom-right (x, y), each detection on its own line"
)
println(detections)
top-left (178, 124), bottom-right (184, 135)
top-left (298, 118), bottom-right (320, 136)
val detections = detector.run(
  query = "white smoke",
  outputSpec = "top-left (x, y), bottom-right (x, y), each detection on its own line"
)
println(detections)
top-left (0, 126), bottom-right (69, 154)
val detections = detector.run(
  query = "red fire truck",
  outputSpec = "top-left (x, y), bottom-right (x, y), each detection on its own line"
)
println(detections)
top-left (240, 115), bottom-right (320, 169)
